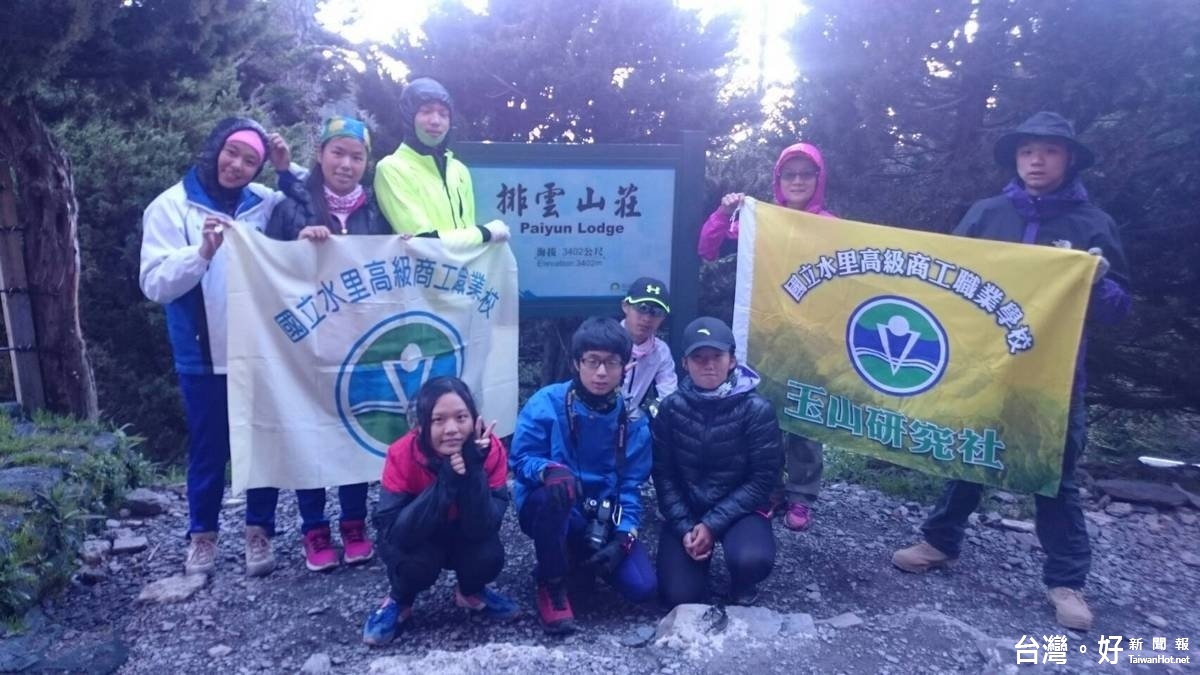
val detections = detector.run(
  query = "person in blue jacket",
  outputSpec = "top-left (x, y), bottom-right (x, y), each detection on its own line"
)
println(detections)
top-left (509, 317), bottom-right (656, 634)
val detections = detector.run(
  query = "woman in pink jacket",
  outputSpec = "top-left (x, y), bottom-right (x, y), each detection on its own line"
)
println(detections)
top-left (696, 142), bottom-right (832, 532)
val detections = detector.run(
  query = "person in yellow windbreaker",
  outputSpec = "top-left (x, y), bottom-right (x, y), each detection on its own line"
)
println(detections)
top-left (374, 77), bottom-right (509, 246)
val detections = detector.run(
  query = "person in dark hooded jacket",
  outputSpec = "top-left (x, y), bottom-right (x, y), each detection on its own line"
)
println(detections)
top-left (652, 317), bottom-right (783, 608)
top-left (373, 77), bottom-right (509, 245)
top-left (264, 116), bottom-right (388, 573)
top-left (892, 111), bottom-right (1131, 632)
top-left (698, 142), bottom-right (833, 532)
top-left (140, 117), bottom-right (297, 578)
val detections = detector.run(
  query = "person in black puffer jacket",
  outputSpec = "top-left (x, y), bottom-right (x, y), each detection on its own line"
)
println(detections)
top-left (266, 116), bottom-right (390, 241)
top-left (264, 116), bottom-right (390, 575)
top-left (652, 317), bottom-right (783, 608)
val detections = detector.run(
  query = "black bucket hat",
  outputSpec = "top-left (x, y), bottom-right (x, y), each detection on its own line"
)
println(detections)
top-left (993, 111), bottom-right (1095, 173)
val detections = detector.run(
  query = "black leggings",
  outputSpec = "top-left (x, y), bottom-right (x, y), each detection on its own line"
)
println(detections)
top-left (384, 528), bottom-right (504, 605)
top-left (657, 513), bottom-right (775, 608)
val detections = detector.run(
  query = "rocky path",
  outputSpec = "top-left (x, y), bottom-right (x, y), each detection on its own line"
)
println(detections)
top-left (4, 480), bottom-right (1198, 674)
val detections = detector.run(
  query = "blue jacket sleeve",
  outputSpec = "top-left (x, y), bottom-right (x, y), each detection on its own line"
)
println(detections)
top-left (509, 390), bottom-right (556, 484)
top-left (616, 415), bottom-right (652, 534)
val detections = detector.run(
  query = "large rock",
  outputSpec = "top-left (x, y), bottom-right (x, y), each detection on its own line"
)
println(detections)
top-left (33, 639), bottom-right (128, 675)
top-left (1095, 479), bottom-right (1188, 507)
top-left (0, 466), bottom-right (63, 499)
top-left (653, 603), bottom-right (817, 658)
top-left (369, 644), bottom-right (617, 674)
top-left (121, 488), bottom-right (171, 517)
top-left (137, 574), bottom-right (207, 603)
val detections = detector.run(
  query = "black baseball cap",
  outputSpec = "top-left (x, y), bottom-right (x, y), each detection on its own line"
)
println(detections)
top-left (624, 277), bottom-right (670, 313)
top-left (682, 317), bottom-right (735, 356)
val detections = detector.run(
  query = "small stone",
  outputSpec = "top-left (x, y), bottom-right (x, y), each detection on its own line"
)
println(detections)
top-left (80, 539), bottom-right (112, 564)
top-left (306, 606), bottom-right (327, 616)
top-left (122, 488), bottom-right (171, 517)
top-left (138, 574), bottom-right (207, 603)
top-left (118, 508), bottom-right (131, 519)
top-left (1179, 552), bottom-right (1200, 568)
top-left (105, 519), bottom-right (121, 529)
top-left (1147, 614), bottom-right (1168, 629)
top-left (76, 564), bottom-right (108, 585)
top-left (111, 535), bottom-right (149, 554)
top-left (300, 653), bottom-right (332, 674)
top-left (208, 645), bottom-right (233, 658)
top-left (825, 612), bottom-right (864, 629)
top-left (1000, 518), bottom-right (1036, 533)
top-left (1177, 512), bottom-right (1197, 526)
top-left (223, 497), bottom-right (246, 508)
top-left (160, 621), bottom-right (176, 631)
top-left (1105, 501), bottom-right (1134, 518)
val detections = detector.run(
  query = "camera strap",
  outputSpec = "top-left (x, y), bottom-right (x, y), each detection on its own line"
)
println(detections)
top-left (565, 387), bottom-right (627, 482)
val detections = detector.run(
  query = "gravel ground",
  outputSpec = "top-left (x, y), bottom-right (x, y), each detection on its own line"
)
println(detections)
top-left (7, 479), bottom-right (1198, 674)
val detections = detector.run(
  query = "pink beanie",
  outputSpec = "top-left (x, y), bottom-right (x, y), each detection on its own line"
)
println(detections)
top-left (224, 129), bottom-right (266, 163)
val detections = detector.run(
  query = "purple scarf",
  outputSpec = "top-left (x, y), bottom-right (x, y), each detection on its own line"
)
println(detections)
top-left (1002, 177), bottom-right (1089, 244)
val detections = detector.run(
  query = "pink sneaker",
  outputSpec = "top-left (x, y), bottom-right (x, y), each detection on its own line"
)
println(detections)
top-left (340, 520), bottom-right (374, 564)
top-left (303, 526), bottom-right (339, 572)
top-left (785, 502), bottom-right (813, 531)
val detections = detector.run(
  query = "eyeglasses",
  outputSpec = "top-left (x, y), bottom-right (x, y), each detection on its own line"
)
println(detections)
top-left (633, 302), bottom-right (667, 318)
top-left (779, 170), bottom-right (819, 182)
top-left (580, 356), bottom-right (624, 371)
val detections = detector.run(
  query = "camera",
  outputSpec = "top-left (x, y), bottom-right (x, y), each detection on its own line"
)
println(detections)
top-left (583, 496), bottom-right (623, 552)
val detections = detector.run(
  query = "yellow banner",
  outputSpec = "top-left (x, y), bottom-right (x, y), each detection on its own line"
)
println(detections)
top-left (732, 199), bottom-right (1097, 496)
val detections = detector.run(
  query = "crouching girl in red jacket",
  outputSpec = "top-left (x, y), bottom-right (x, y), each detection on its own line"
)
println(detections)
top-left (362, 376), bottom-right (517, 645)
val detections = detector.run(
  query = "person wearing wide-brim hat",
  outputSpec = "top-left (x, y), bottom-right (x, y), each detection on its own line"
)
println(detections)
top-left (891, 111), bottom-right (1132, 631)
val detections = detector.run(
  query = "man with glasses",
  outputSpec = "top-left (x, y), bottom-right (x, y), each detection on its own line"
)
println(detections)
top-left (619, 277), bottom-right (678, 421)
top-left (510, 317), bottom-right (657, 634)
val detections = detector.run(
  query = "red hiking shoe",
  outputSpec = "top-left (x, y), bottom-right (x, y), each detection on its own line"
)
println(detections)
top-left (535, 578), bottom-right (576, 634)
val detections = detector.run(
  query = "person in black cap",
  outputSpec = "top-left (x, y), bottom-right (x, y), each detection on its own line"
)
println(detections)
top-left (373, 77), bottom-right (509, 245)
top-left (893, 111), bottom-right (1132, 631)
top-left (619, 277), bottom-right (678, 421)
top-left (651, 317), bottom-right (783, 608)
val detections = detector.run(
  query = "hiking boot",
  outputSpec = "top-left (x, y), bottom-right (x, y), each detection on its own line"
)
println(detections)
top-left (244, 525), bottom-right (276, 577)
top-left (535, 578), bottom-right (576, 634)
top-left (891, 541), bottom-right (956, 573)
top-left (455, 585), bottom-right (520, 620)
top-left (1047, 587), bottom-right (1093, 631)
top-left (362, 597), bottom-right (412, 646)
top-left (184, 531), bottom-right (217, 575)
top-left (339, 519), bottom-right (374, 564)
top-left (728, 584), bottom-right (760, 606)
top-left (784, 502), bottom-right (813, 531)
top-left (303, 526), bottom-right (339, 572)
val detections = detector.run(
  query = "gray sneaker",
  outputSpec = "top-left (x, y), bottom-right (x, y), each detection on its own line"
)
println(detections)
top-left (244, 525), bottom-right (276, 577)
top-left (185, 531), bottom-right (218, 575)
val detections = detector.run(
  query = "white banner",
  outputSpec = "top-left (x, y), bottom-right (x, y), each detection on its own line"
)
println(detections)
top-left (224, 227), bottom-right (519, 492)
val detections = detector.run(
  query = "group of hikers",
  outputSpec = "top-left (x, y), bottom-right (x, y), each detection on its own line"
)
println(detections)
top-left (138, 75), bottom-right (1130, 645)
